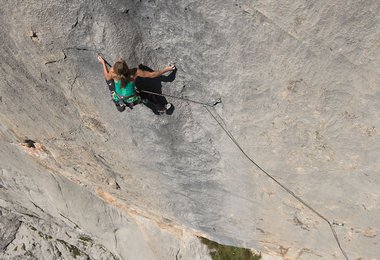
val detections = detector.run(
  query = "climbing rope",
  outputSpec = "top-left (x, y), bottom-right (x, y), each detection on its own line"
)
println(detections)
top-left (138, 89), bottom-right (221, 107)
top-left (137, 87), bottom-right (349, 259)
top-left (97, 53), bottom-right (348, 258)
top-left (203, 106), bottom-right (349, 260)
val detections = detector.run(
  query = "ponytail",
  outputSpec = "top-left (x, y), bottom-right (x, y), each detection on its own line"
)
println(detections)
top-left (119, 74), bottom-right (127, 88)
top-left (113, 60), bottom-right (129, 88)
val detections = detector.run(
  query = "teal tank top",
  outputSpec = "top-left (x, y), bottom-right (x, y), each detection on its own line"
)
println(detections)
top-left (113, 80), bottom-right (136, 102)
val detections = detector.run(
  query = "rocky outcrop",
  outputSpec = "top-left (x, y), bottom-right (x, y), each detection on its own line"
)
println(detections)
top-left (0, 0), bottom-right (379, 259)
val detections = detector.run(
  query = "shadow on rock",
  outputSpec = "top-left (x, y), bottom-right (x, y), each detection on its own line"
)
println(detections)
top-left (136, 64), bottom-right (176, 115)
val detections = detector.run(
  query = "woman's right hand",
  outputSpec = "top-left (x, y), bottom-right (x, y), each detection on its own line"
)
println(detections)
top-left (164, 64), bottom-right (176, 72)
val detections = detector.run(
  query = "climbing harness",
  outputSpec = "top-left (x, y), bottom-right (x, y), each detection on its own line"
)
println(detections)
top-left (111, 91), bottom-right (141, 109)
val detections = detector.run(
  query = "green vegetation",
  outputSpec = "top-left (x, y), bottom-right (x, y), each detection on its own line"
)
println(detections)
top-left (29, 226), bottom-right (37, 231)
top-left (38, 231), bottom-right (52, 240)
top-left (28, 224), bottom-right (52, 239)
top-left (79, 235), bottom-right (93, 243)
top-left (200, 237), bottom-right (261, 260)
top-left (24, 213), bottom-right (38, 218)
top-left (57, 239), bottom-right (82, 258)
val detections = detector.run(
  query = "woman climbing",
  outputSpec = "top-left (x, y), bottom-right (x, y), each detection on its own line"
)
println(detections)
top-left (97, 54), bottom-right (175, 112)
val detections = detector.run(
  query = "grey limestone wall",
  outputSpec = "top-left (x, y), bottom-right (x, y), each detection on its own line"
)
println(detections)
top-left (0, 0), bottom-right (379, 259)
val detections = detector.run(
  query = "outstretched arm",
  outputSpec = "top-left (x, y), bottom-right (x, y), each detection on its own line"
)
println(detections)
top-left (97, 55), bottom-right (112, 81)
top-left (136, 65), bottom-right (175, 78)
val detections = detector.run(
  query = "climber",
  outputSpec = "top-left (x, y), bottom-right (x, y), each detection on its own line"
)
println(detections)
top-left (97, 54), bottom-right (175, 112)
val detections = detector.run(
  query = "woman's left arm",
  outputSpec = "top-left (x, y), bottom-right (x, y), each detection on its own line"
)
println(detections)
top-left (98, 55), bottom-right (112, 81)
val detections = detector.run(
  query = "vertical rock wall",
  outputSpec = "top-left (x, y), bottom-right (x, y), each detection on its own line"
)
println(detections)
top-left (0, 0), bottom-right (379, 259)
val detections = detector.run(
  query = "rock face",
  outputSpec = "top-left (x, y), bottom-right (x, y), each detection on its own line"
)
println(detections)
top-left (0, 0), bottom-right (379, 259)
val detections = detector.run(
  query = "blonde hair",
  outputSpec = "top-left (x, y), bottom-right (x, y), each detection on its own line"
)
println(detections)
top-left (113, 60), bottom-right (129, 88)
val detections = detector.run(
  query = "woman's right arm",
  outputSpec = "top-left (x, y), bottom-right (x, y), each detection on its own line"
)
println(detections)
top-left (136, 65), bottom-right (175, 78)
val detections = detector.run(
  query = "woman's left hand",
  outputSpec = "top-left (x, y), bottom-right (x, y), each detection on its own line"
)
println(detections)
top-left (97, 55), bottom-right (105, 64)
